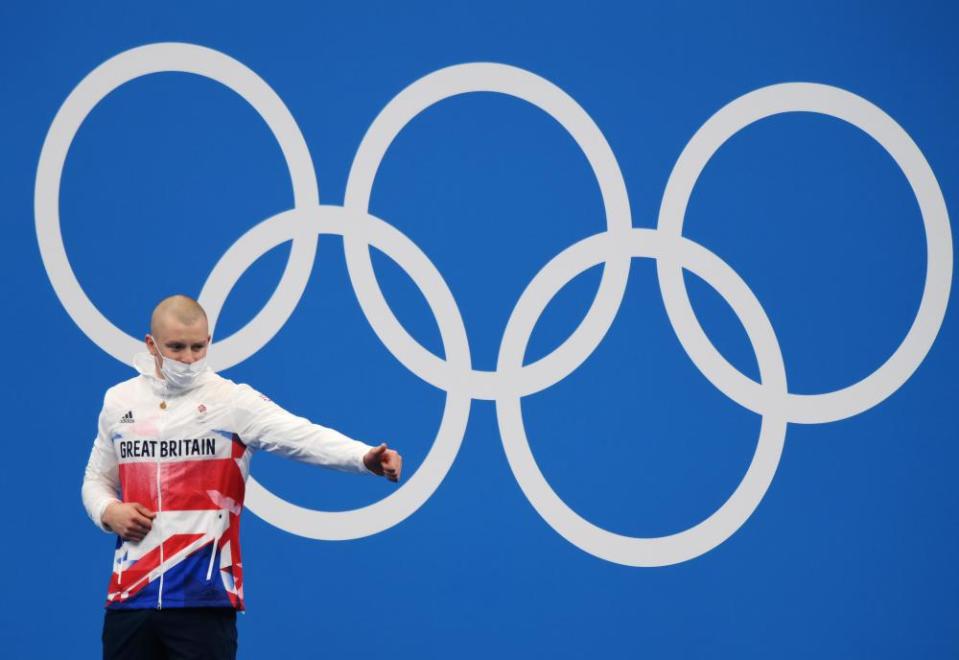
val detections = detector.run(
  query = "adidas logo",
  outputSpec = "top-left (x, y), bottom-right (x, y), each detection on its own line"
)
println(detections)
top-left (120, 411), bottom-right (134, 424)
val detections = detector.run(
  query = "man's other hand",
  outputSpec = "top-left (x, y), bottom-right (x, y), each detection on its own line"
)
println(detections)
top-left (102, 502), bottom-right (156, 542)
top-left (363, 443), bottom-right (403, 482)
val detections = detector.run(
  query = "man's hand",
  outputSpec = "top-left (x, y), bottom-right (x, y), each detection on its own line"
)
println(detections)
top-left (102, 502), bottom-right (156, 542)
top-left (363, 443), bottom-right (403, 482)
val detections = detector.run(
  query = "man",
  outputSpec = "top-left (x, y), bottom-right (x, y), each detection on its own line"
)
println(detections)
top-left (82, 294), bottom-right (402, 659)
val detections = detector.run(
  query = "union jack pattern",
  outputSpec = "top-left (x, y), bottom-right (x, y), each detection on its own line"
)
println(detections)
top-left (106, 431), bottom-right (248, 610)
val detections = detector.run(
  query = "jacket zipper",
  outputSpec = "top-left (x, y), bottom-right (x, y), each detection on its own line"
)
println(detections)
top-left (156, 458), bottom-right (164, 609)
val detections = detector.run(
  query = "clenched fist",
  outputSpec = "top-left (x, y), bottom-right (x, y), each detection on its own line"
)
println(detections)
top-left (363, 443), bottom-right (403, 482)
top-left (102, 502), bottom-right (156, 542)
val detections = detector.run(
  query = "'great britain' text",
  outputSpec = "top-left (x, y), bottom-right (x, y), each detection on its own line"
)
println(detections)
top-left (118, 438), bottom-right (216, 459)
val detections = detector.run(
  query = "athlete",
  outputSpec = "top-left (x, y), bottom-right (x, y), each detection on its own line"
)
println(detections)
top-left (82, 294), bottom-right (402, 659)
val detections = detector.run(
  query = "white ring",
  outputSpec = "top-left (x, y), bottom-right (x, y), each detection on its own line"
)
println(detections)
top-left (656, 82), bottom-right (953, 424)
top-left (34, 42), bottom-right (320, 370)
top-left (344, 62), bottom-right (633, 400)
top-left (497, 228), bottom-right (788, 566)
top-left (203, 205), bottom-right (472, 539)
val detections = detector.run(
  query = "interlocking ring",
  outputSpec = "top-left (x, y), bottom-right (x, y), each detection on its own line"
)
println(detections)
top-left (36, 43), bottom-right (953, 565)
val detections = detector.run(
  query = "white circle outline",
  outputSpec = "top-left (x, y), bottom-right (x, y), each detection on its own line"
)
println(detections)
top-left (497, 228), bottom-right (788, 566)
top-left (656, 83), bottom-right (953, 424)
top-left (34, 42), bottom-right (320, 371)
top-left (201, 205), bottom-right (472, 539)
top-left (343, 63), bottom-right (633, 400)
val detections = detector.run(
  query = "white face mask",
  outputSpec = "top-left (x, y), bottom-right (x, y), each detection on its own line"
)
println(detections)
top-left (149, 335), bottom-right (209, 390)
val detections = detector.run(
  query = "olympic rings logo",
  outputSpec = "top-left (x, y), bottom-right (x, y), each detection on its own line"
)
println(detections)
top-left (36, 43), bottom-right (953, 567)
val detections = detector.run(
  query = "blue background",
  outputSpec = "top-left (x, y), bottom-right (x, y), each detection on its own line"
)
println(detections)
top-left (1, 1), bottom-right (957, 657)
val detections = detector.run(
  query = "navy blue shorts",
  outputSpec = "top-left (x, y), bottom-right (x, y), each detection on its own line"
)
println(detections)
top-left (102, 607), bottom-right (237, 660)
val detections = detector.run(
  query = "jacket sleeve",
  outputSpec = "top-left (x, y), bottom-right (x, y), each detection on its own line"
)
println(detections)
top-left (81, 396), bottom-right (121, 533)
top-left (231, 384), bottom-right (374, 475)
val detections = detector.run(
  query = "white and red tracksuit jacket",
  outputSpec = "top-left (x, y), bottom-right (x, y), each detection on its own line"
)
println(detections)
top-left (81, 352), bottom-right (374, 611)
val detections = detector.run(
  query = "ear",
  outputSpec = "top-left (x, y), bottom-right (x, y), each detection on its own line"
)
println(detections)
top-left (145, 334), bottom-right (158, 356)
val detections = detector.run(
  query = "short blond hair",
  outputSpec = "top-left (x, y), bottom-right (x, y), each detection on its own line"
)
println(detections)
top-left (150, 294), bottom-right (208, 338)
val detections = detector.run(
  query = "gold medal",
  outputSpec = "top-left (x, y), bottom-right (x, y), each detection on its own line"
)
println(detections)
top-left (159, 401), bottom-right (167, 409)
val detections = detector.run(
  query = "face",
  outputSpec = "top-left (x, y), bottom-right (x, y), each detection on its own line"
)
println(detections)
top-left (146, 315), bottom-right (210, 373)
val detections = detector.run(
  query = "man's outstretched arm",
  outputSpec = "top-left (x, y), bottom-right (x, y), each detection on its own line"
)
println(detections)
top-left (232, 384), bottom-right (403, 481)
